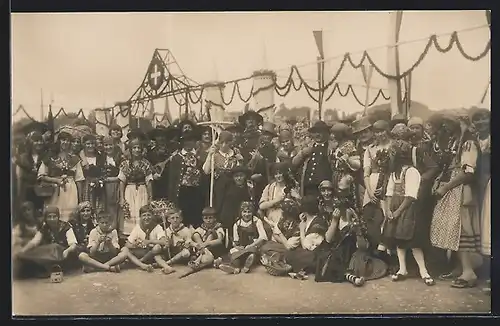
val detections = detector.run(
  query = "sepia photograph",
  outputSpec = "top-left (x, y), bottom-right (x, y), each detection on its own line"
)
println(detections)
top-left (11, 10), bottom-right (491, 316)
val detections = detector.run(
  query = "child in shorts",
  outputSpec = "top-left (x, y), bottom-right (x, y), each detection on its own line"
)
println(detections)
top-left (124, 205), bottom-right (173, 274)
top-left (164, 208), bottom-right (193, 270)
top-left (190, 207), bottom-right (226, 269)
top-left (78, 212), bottom-right (128, 273)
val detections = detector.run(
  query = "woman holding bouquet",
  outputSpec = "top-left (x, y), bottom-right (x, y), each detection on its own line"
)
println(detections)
top-left (80, 134), bottom-right (106, 213)
top-left (118, 130), bottom-right (154, 235)
top-left (362, 120), bottom-right (393, 256)
top-left (102, 136), bottom-right (123, 230)
top-left (37, 130), bottom-right (85, 222)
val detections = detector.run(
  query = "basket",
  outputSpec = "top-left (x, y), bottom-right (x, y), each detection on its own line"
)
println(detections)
top-left (33, 183), bottom-right (56, 197)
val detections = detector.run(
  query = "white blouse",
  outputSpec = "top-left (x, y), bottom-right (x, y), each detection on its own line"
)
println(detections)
top-left (385, 166), bottom-right (421, 199)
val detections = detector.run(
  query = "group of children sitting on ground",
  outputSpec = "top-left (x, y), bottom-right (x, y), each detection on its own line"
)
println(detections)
top-left (12, 182), bottom-right (384, 288)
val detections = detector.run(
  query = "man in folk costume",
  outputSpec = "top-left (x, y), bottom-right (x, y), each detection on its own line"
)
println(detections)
top-left (167, 131), bottom-right (204, 229)
top-left (238, 110), bottom-right (264, 134)
top-left (292, 121), bottom-right (335, 198)
top-left (329, 122), bottom-right (362, 203)
top-left (351, 116), bottom-right (374, 210)
top-left (147, 125), bottom-right (176, 201)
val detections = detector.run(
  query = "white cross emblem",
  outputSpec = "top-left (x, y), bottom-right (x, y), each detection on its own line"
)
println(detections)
top-left (150, 64), bottom-right (162, 86)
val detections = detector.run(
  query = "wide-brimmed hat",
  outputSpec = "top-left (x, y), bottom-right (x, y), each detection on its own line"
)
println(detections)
top-left (180, 131), bottom-right (200, 143)
top-left (238, 110), bottom-right (264, 127)
top-left (330, 122), bottom-right (351, 136)
top-left (230, 165), bottom-right (250, 176)
top-left (391, 123), bottom-right (413, 140)
top-left (372, 120), bottom-right (390, 132)
top-left (148, 125), bottom-right (177, 141)
top-left (407, 116), bottom-right (424, 128)
top-left (308, 121), bottom-right (330, 133)
top-left (127, 128), bottom-right (147, 141)
top-left (260, 122), bottom-right (277, 137)
top-left (351, 116), bottom-right (372, 134)
top-left (21, 121), bottom-right (50, 137)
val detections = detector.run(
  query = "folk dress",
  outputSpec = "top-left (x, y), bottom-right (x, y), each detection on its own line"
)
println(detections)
top-left (430, 139), bottom-right (481, 253)
top-left (260, 217), bottom-right (300, 262)
top-left (103, 153), bottom-right (122, 229)
top-left (37, 155), bottom-right (84, 222)
top-left (80, 154), bottom-right (106, 212)
top-left (383, 166), bottom-right (425, 249)
top-left (284, 216), bottom-right (328, 273)
top-left (16, 151), bottom-right (45, 212)
top-left (331, 140), bottom-right (360, 198)
top-left (209, 148), bottom-right (244, 208)
top-left (362, 141), bottom-right (392, 248)
top-left (478, 135), bottom-right (491, 256)
top-left (118, 159), bottom-right (154, 235)
top-left (259, 181), bottom-right (300, 228)
top-left (229, 216), bottom-right (267, 264)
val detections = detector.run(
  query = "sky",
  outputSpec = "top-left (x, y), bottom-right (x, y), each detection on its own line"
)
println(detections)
top-left (11, 11), bottom-right (490, 122)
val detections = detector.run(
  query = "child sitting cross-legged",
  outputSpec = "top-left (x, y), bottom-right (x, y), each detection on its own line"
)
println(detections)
top-left (163, 208), bottom-right (193, 271)
top-left (124, 204), bottom-right (173, 274)
top-left (217, 201), bottom-right (267, 274)
top-left (190, 207), bottom-right (227, 269)
top-left (78, 212), bottom-right (128, 273)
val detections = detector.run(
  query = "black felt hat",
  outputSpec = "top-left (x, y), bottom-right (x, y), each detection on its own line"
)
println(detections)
top-left (126, 128), bottom-right (147, 142)
top-left (308, 121), bottom-right (330, 133)
top-left (238, 110), bottom-right (264, 127)
top-left (148, 125), bottom-right (177, 141)
top-left (180, 130), bottom-right (200, 143)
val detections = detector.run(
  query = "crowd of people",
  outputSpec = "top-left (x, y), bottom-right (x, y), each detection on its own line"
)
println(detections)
top-left (11, 107), bottom-right (490, 294)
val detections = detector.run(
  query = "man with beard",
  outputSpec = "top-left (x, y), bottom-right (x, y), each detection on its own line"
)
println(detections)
top-left (147, 125), bottom-right (176, 201)
top-left (292, 121), bottom-right (334, 198)
top-left (238, 110), bottom-right (264, 133)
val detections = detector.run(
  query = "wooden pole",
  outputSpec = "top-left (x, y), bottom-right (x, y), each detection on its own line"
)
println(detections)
top-left (362, 64), bottom-right (374, 116)
top-left (387, 11), bottom-right (404, 118)
top-left (209, 127), bottom-right (216, 207)
top-left (317, 57), bottom-right (324, 121)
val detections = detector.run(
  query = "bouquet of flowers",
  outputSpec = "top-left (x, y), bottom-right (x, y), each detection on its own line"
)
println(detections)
top-left (374, 149), bottom-right (391, 200)
top-left (122, 201), bottom-right (131, 220)
top-left (89, 177), bottom-right (105, 194)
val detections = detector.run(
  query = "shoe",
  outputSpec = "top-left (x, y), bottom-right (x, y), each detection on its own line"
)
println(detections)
top-left (451, 278), bottom-right (477, 289)
top-left (422, 276), bottom-right (435, 286)
top-left (242, 254), bottom-right (255, 273)
top-left (219, 264), bottom-right (240, 274)
top-left (391, 273), bottom-right (408, 282)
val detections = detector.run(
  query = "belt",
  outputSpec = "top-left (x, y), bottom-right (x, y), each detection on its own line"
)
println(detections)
top-left (127, 182), bottom-right (146, 190)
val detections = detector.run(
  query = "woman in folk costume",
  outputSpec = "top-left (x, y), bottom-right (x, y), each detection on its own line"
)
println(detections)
top-left (101, 136), bottom-right (123, 230)
top-left (213, 165), bottom-right (252, 247)
top-left (315, 178), bottom-right (386, 286)
top-left (15, 124), bottom-right (49, 214)
top-left (204, 130), bottom-right (244, 206)
top-left (167, 131), bottom-right (204, 228)
top-left (381, 138), bottom-right (435, 286)
top-left (37, 130), bottom-right (85, 222)
top-left (329, 122), bottom-right (361, 204)
top-left (351, 116), bottom-right (374, 210)
top-left (469, 108), bottom-right (491, 294)
top-left (276, 129), bottom-right (299, 166)
top-left (285, 195), bottom-right (328, 280)
top-left (361, 120), bottom-right (393, 256)
top-left (146, 125), bottom-right (176, 201)
top-left (292, 121), bottom-right (334, 198)
top-left (429, 114), bottom-right (482, 288)
top-left (80, 134), bottom-right (107, 212)
top-left (118, 129), bottom-right (154, 235)
top-left (259, 197), bottom-right (300, 276)
top-left (109, 124), bottom-right (125, 154)
top-left (407, 116), bottom-right (443, 275)
top-left (259, 162), bottom-right (300, 235)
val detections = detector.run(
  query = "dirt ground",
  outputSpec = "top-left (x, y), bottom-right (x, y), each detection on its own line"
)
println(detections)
top-left (12, 265), bottom-right (490, 316)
